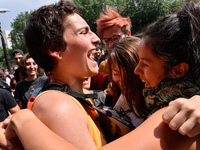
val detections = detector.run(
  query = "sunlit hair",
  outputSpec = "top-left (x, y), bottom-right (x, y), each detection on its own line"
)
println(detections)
top-left (96, 6), bottom-right (132, 38)
top-left (143, 1), bottom-right (200, 80)
top-left (108, 36), bottom-right (149, 118)
top-left (19, 53), bottom-right (44, 79)
top-left (24, 0), bottom-right (78, 72)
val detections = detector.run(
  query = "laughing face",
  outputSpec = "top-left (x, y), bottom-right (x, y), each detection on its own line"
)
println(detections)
top-left (60, 13), bottom-right (100, 79)
top-left (134, 38), bottom-right (167, 89)
top-left (25, 57), bottom-right (38, 77)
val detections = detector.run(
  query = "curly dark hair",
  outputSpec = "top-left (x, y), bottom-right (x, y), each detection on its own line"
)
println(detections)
top-left (23, 0), bottom-right (78, 72)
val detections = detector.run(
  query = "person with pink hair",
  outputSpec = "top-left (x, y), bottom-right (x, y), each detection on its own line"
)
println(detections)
top-left (96, 6), bottom-right (132, 74)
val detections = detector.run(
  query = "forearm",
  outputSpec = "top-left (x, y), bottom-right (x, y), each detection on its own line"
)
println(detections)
top-left (8, 105), bottom-right (20, 114)
top-left (6, 109), bottom-right (80, 150)
top-left (100, 107), bottom-right (200, 150)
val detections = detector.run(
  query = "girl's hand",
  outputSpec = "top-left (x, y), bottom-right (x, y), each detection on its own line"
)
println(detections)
top-left (162, 95), bottom-right (200, 137)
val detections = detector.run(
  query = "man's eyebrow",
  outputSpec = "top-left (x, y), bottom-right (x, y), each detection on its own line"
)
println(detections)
top-left (76, 26), bottom-right (89, 32)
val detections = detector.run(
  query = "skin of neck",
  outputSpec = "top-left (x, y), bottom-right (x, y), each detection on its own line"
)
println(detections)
top-left (50, 69), bottom-right (84, 94)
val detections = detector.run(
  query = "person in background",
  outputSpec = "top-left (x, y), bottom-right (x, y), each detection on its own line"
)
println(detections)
top-left (0, 88), bottom-right (20, 122)
top-left (12, 49), bottom-right (24, 83)
top-left (3, 69), bottom-right (12, 86)
top-left (90, 6), bottom-right (132, 93)
top-left (12, 65), bottom-right (18, 73)
top-left (14, 53), bottom-right (47, 109)
top-left (94, 44), bottom-right (103, 68)
top-left (9, 65), bottom-right (19, 96)
top-left (96, 6), bottom-right (132, 74)
top-left (0, 69), bottom-right (10, 92)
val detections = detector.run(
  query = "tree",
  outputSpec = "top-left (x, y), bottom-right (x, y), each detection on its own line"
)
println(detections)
top-left (73, 0), bottom-right (187, 35)
top-left (73, 0), bottom-right (129, 34)
top-left (9, 11), bottom-right (31, 54)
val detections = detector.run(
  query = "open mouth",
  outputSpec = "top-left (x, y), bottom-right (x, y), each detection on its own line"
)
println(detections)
top-left (88, 49), bottom-right (96, 62)
top-left (141, 79), bottom-right (151, 89)
top-left (83, 77), bottom-right (90, 86)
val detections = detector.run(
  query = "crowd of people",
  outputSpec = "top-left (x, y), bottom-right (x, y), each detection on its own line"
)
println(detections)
top-left (0, 0), bottom-right (200, 149)
top-left (0, 49), bottom-right (47, 121)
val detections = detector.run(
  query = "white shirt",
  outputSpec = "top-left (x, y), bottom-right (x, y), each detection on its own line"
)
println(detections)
top-left (114, 94), bottom-right (144, 128)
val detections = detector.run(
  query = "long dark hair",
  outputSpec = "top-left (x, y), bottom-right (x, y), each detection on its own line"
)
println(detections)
top-left (108, 36), bottom-right (149, 119)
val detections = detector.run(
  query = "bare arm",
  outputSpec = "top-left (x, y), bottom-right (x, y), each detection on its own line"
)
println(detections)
top-left (8, 105), bottom-right (20, 114)
top-left (5, 109), bottom-right (80, 150)
top-left (2, 107), bottom-right (199, 150)
top-left (100, 107), bottom-right (200, 150)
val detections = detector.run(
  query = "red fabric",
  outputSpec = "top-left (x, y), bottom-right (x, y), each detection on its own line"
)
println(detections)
top-left (27, 96), bottom-right (36, 109)
top-left (90, 72), bottom-right (108, 90)
top-left (19, 72), bottom-right (23, 81)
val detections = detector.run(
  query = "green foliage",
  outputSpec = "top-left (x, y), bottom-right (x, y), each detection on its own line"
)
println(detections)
top-left (0, 47), bottom-right (5, 66)
top-left (74, 0), bottom-right (187, 35)
top-left (9, 11), bottom-right (31, 53)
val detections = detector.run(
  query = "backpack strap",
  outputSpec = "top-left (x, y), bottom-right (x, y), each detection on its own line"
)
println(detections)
top-left (42, 83), bottom-right (100, 122)
top-left (41, 83), bottom-right (134, 142)
top-left (42, 83), bottom-right (98, 107)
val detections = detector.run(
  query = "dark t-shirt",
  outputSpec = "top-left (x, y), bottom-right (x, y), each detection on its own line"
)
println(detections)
top-left (0, 88), bottom-right (17, 121)
top-left (13, 68), bottom-right (23, 83)
top-left (14, 76), bottom-right (47, 108)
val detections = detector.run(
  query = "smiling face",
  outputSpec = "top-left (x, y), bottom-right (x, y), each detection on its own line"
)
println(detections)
top-left (102, 26), bottom-right (125, 51)
top-left (112, 64), bottom-right (122, 90)
top-left (59, 13), bottom-right (100, 79)
top-left (25, 57), bottom-right (38, 77)
top-left (134, 38), bottom-right (168, 88)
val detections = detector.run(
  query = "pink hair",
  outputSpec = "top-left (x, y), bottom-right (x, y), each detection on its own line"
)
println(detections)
top-left (96, 6), bottom-right (132, 38)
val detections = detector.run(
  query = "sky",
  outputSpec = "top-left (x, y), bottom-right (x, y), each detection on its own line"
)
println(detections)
top-left (0, 0), bottom-right (59, 31)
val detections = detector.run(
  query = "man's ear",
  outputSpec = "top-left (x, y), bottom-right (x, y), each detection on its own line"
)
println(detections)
top-left (169, 62), bottom-right (189, 79)
top-left (49, 51), bottom-right (62, 60)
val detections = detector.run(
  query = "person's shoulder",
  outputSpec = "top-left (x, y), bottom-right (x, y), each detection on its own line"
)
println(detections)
top-left (33, 91), bottom-right (84, 114)
top-left (13, 68), bottom-right (19, 75)
top-left (0, 88), bottom-right (10, 94)
top-left (0, 88), bottom-right (13, 98)
top-left (36, 76), bottom-right (47, 82)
